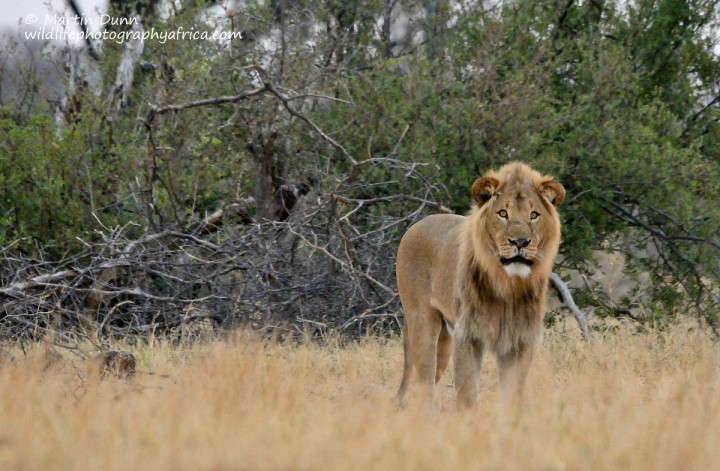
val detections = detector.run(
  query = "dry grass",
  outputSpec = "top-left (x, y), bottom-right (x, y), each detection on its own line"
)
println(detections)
top-left (0, 327), bottom-right (719, 471)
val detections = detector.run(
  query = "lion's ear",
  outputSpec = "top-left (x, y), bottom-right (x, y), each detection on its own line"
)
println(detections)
top-left (539, 179), bottom-right (566, 206)
top-left (471, 177), bottom-right (499, 207)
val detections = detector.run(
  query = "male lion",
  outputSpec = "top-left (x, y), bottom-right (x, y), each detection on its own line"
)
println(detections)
top-left (395, 162), bottom-right (565, 409)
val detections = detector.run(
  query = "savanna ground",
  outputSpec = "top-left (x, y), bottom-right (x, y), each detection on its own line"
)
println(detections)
top-left (0, 325), bottom-right (718, 471)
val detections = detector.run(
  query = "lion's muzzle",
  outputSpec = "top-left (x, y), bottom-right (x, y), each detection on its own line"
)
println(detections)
top-left (500, 241), bottom-right (534, 278)
top-left (498, 239), bottom-right (534, 266)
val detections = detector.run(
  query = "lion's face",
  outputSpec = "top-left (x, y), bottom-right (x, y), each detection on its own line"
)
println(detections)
top-left (471, 164), bottom-right (565, 279)
top-left (485, 189), bottom-right (550, 278)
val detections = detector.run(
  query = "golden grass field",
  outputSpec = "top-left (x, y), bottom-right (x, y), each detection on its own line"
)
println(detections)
top-left (0, 326), bottom-right (718, 471)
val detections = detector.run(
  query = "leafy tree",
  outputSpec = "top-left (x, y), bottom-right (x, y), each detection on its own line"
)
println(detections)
top-left (0, 0), bottom-right (718, 336)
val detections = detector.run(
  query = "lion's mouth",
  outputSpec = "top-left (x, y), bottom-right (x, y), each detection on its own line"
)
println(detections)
top-left (500, 256), bottom-right (533, 266)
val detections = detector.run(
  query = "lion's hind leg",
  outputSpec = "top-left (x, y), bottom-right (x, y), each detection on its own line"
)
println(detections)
top-left (395, 322), bottom-right (413, 406)
top-left (396, 306), bottom-right (444, 407)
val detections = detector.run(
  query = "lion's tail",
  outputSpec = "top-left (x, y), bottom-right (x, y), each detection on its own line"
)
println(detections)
top-left (395, 321), bottom-right (412, 406)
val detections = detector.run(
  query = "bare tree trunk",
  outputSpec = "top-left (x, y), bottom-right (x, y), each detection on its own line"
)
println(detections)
top-left (422, 0), bottom-right (449, 62)
top-left (107, 14), bottom-right (144, 111)
top-left (250, 129), bottom-right (294, 222)
top-left (382, 0), bottom-right (397, 58)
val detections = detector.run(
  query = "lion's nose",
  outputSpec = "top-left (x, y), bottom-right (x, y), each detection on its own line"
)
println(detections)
top-left (509, 237), bottom-right (530, 249)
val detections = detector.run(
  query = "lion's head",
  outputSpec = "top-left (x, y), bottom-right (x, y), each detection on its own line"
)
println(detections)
top-left (469, 162), bottom-right (565, 280)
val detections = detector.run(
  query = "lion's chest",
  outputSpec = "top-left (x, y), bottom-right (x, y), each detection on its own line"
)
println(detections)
top-left (454, 267), bottom-right (544, 356)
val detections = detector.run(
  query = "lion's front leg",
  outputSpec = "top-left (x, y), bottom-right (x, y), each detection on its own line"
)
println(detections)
top-left (496, 344), bottom-right (535, 408)
top-left (452, 337), bottom-right (484, 410)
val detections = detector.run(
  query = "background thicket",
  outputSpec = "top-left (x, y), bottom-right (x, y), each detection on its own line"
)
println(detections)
top-left (1, 0), bottom-right (719, 341)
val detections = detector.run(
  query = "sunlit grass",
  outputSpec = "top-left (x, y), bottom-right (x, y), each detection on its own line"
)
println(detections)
top-left (0, 327), bottom-right (718, 470)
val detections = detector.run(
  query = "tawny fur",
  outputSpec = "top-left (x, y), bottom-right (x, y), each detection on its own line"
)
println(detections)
top-left (395, 162), bottom-right (565, 409)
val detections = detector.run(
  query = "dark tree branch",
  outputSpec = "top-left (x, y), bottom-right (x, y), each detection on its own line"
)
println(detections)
top-left (65, 0), bottom-right (100, 60)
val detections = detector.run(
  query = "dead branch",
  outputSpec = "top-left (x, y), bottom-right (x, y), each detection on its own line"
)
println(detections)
top-left (1, 269), bottom-right (81, 293)
top-left (254, 64), bottom-right (358, 166)
top-left (598, 194), bottom-right (719, 335)
top-left (0, 65), bottom-right (455, 343)
top-left (334, 194), bottom-right (452, 215)
top-left (286, 224), bottom-right (397, 296)
top-left (146, 86), bottom-right (268, 125)
top-left (550, 272), bottom-right (592, 339)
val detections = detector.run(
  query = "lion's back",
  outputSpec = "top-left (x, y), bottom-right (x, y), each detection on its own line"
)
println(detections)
top-left (397, 214), bottom-right (465, 267)
top-left (396, 214), bottom-right (465, 313)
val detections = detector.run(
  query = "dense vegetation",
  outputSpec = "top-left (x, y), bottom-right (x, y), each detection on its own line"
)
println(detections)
top-left (0, 0), bottom-right (718, 339)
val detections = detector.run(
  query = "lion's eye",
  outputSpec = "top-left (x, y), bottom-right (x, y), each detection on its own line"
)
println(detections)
top-left (530, 211), bottom-right (540, 220)
top-left (498, 210), bottom-right (508, 219)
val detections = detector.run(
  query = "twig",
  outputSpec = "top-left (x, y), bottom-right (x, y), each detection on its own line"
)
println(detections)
top-left (286, 225), bottom-right (396, 295)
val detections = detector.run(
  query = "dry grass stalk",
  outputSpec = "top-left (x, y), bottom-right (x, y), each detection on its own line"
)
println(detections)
top-left (0, 328), bottom-right (717, 470)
